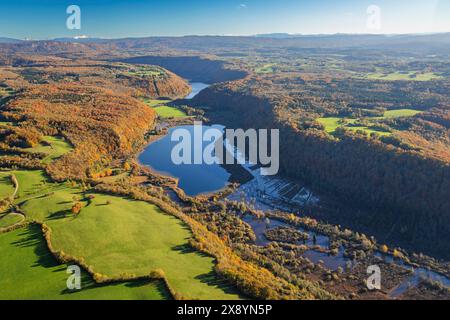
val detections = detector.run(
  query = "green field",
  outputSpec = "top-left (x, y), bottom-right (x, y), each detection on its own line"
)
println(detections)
top-left (0, 226), bottom-right (169, 300)
top-left (25, 136), bottom-right (73, 164)
top-left (153, 106), bottom-right (187, 118)
top-left (0, 87), bottom-right (14, 97)
top-left (363, 71), bottom-right (443, 81)
top-left (127, 66), bottom-right (163, 77)
top-left (0, 121), bottom-right (14, 127)
top-left (255, 63), bottom-right (276, 74)
top-left (141, 98), bottom-right (172, 107)
top-left (382, 109), bottom-right (422, 118)
top-left (21, 191), bottom-right (240, 300)
top-left (345, 126), bottom-right (391, 136)
top-left (0, 172), bottom-right (15, 199)
top-left (317, 117), bottom-right (357, 134)
top-left (317, 109), bottom-right (422, 136)
top-left (10, 170), bottom-right (240, 300)
top-left (141, 98), bottom-right (188, 118)
top-left (0, 213), bottom-right (24, 228)
top-left (12, 170), bottom-right (51, 200)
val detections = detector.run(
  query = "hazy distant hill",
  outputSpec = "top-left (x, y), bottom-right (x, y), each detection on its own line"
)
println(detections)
top-left (254, 33), bottom-right (298, 38)
top-left (0, 37), bottom-right (23, 44)
top-left (53, 37), bottom-right (107, 43)
top-left (2, 33), bottom-right (450, 55)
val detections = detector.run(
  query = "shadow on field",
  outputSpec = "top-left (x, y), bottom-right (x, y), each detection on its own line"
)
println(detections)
top-left (171, 244), bottom-right (245, 298)
top-left (11, 225), bottom-right (61, 269)
top-left (196, 271), bottom-right (245, 297)
top-left (60, 276), bottom-right (172, 300)
top-left (172, 243), bottom-right (210, 258)
top-left (47, 209), bottom-right (69, 220)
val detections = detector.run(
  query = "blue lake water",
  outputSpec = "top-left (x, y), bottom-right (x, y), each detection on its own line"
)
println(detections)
top-left (139, 125), bottom-right (232, 196)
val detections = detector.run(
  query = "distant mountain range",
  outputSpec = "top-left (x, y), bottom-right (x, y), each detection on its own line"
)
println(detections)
top-left (2, 32), bottom-right (450, 43)
top-left (53, 37), bottom-right (107, 43)
top-left (2, 33), bottom-right (450, 56)
top-left (0, 37), bottom-right (23, 44)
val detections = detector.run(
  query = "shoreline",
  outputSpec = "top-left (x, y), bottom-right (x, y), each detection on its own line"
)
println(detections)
top-left (136, 116), bottom-right (254, 198)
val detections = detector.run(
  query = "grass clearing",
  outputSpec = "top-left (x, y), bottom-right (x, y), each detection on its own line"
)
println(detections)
top-left (0, 87), bottom-right (13, 97)
top-left (317, 109), bottom-right (422, 136)
top-left (141, 98), bottom-right (172, 107)
top-left (12, 170), bottom-right (50, 200)
top-left (25, 136), bottom-right (73, 164)
top-left (363, 71), bottom-right (443, 81)
top-left (0, 121), bottom-right (14, 127)
top-left (382, 109), bottom-right (422, 118)
top-left (0, 172), bottom-right (15, 199)
top-left (153, 106), bottom-right (187, 118)
top-left (345, 126), bottom-right (391, 136)
top-left (255, 63), bottom-right (276, 74)
top-left (127, 66), bottom-right (164, 77)
top-left (0, 225), bottom-right (169, 300)
top-left (141, 98), bottom-right (187, 118)
top-left (0, 213), bottom-right (24, 228)
top-left (317, 117), bottom-right (356, 134)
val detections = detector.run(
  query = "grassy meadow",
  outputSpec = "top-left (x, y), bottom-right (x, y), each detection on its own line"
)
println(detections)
top-left (318, 108), bottom-right (422, 136)
top-left (153, 106), bottom-right (187, 118)
top-left (0, 213), bottom-right (24, 228)
top-left (255, 63), bottom-right (276, 74)
top-left (363, 71), bottom-right (443, 81)
top-left (25, 136), bottom-right (73, 164)
top-left (127, 66), bottom-right (163, 77)
top-left (0, 226), bottom-right (169, 300)
top-left (0, 172), bottom-right (15, 199)
top-left (21, 190), bottom-right (240, 300)
top-left (382, 109), bottom-right (422, 118)
top-left (141, 98), bottom-right (188, 118)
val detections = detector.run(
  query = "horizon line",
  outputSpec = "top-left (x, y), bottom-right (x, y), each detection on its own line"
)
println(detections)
top-left (4, 31), bottom-right (450, 42)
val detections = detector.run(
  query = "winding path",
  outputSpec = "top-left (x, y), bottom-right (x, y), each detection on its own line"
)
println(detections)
top-left (0, 173), bottom-right (25, 232)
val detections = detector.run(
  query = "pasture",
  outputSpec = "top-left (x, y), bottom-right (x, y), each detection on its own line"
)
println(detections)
top-left (0, 226), bottom-right (169, 300)
top-left (126, 65), bottom-right (164, 77)
top-left (0, 213), bottom-right (24, 228)
top-left (141, 98), bottom-right (187, 118)
top-left (153, 106), bottom-right (187, 118)
top-left (364, 71), bottom-right (443, 81)
top-left (25, 136), bottom-right (73, 164)
top-left (255, 63), bottom-right (276, 74)
top-left (0, 172), bottom-right (15, 199)
top-left (317, 109), bottom-right (422, 136)
top-left (20, 185), bottom-right (240, 299)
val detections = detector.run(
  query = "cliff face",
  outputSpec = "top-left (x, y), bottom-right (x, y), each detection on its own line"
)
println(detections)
top-left (119, 56), bottom-right (248, 84)
top-left (191, 84), bottom-right (450, 260)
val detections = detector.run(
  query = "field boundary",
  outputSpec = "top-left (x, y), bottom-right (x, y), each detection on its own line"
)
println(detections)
top-left (37, 221), bottom-right (182, 300)
top-left (93, 183), bottom-right (336, 300)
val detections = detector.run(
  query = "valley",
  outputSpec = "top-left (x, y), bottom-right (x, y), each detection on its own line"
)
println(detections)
top-left (0, 34), bottom-right (449, 301)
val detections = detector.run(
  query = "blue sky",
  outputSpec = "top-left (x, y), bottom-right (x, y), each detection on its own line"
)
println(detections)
top-left (1, 0), bottom-right (449, 39)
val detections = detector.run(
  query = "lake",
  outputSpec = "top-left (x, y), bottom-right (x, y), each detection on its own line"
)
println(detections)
top-left (139, 82), bottom-right (235, 196)
top-left (139, 124), bottom-right (232, 196)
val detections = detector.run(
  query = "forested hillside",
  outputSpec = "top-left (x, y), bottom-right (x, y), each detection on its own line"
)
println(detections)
top-left (191, 75), bottom-right (450, 258)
